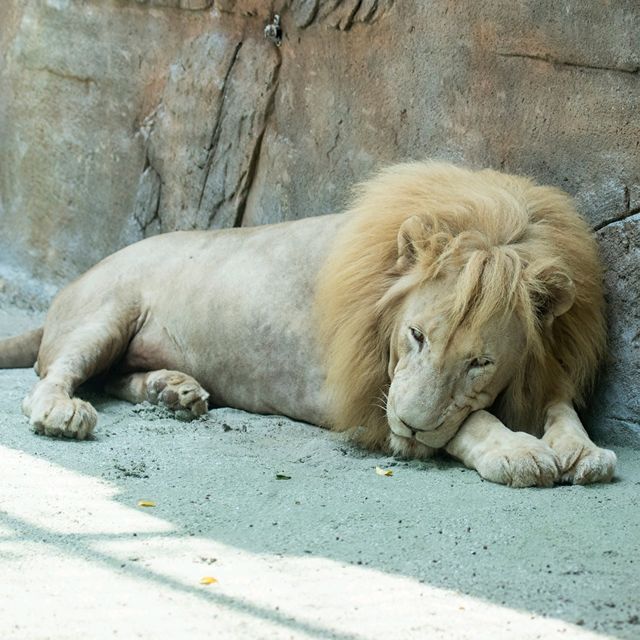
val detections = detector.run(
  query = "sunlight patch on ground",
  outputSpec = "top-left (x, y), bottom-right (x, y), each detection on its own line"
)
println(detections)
top-left (0, 444), bottom-right (614, 640)
top-left (0, 444), bottom-right (173, 535)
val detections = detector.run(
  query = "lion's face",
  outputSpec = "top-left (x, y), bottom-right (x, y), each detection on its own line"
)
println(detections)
top-left (386, 276), bottom-right (526, 449)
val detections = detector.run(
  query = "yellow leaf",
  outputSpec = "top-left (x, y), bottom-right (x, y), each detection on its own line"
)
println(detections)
top-left (375, 466), bottom-right (393, 477)
top-left (200, 576), bottom-right (218, 585)
top-left (137, 500), bottom-right (156, 508)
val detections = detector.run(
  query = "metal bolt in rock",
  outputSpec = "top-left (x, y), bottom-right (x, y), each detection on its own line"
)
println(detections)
top-left (264, 14), bottom-right (282, 47)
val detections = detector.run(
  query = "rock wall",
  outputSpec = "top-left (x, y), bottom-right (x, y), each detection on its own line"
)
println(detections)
top-left (0, 0), bottom-right (638, 443)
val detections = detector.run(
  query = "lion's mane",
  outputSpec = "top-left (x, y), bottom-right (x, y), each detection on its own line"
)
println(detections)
top-left (315, 161), bottom-right (606, 450)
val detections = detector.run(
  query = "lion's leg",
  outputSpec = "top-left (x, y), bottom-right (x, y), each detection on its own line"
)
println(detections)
top-left (23, 319), bottom-right (130, 440)
top-left (445, 410), bottom-right (561, 487)
top-left (542, 401), bottom-right (616, 484)
top-left (106, 370), bottom-right (209, 417)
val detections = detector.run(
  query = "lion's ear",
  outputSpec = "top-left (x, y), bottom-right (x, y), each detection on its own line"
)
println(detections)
top-left (396, 216), bottom-right (429, 269)
top-left (529, 264), bottom-right (576, 326)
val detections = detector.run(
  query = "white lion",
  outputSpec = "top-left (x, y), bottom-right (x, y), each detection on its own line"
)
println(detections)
top-left (0, 162), bottom-right (616, 487)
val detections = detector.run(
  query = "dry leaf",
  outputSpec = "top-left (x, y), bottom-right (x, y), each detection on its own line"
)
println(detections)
top-left (137, 500), bottom-right (156, 507)
top-left (200, 576), bottom-right (218, 585)
top-left (375, 466), bottom-right (393, 477)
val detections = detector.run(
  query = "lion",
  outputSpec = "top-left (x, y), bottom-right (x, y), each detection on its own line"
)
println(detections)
top-left (0, 161), bottom-right (616, 487)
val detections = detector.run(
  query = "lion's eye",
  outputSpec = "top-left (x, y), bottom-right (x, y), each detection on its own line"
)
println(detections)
top-left (409, 326), bottom-right (425, 346)
top-left (469, 357), bottom-right (493, 369)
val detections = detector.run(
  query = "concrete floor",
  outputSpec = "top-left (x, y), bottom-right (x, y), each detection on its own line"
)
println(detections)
top-left (0, 305), bottom-right (638, 640)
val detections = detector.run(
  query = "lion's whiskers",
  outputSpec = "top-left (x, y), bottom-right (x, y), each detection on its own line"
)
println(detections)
top-left (373, 390), bottom-right (389, 414)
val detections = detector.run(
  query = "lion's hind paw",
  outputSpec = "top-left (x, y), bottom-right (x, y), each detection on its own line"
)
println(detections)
top-left (147, 371), bottom-right (209, 417)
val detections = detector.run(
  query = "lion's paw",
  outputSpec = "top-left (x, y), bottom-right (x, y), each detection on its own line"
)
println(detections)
top-left (476, 433), bottom-right (561, 488)
top-left (25, 392), bottom-right (97, 440)
top-left (549, 437), bottom-right (616, 485)
top-left (147, 371), bottom-right (209, 417)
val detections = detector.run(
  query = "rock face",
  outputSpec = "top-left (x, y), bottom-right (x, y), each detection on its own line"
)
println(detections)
top-left (0, 0), bottom-right (638, 442)
top-left (592, 215), bottom-right (640, 445)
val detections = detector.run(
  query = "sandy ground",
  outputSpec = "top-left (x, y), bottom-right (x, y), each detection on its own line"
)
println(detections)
top-left (0, 305), bottom-right (639, 640)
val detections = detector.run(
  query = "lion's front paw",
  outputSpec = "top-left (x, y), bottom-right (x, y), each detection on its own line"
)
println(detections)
top-left (548, 436), bottom-right (616, 485)
top-left (475, 433), bottom-right (561, 488)
top-left (147, 371), bottom-right (209, 417)
top-left (25, 393), bottom-right (97, 440)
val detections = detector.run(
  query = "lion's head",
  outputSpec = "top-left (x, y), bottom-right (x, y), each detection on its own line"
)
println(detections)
top-left (315, 161), bottom-right (605, 457)
top-left (385, 266), bottom-right (527, 451)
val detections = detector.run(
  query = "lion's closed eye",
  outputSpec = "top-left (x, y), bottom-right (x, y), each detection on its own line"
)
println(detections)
top-left (468, 357), bottom-right (493, 370)
top-left (409, 326), bottom-right (425, 346)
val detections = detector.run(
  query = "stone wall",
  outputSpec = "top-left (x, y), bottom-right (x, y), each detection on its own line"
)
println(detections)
top-left (0, 0), bottom-right (638, 443)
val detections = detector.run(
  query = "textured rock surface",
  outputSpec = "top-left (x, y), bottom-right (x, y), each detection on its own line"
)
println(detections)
top-left (592, 214), bottom-right (640, 445)
top-left (0, 0), bottom-right (638, 442)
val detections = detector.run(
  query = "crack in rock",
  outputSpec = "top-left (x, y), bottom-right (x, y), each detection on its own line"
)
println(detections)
top-left (28, 66), bottom-right (96, 86)
top-left (497, 51), bottom-right (640, 75)
top-left (231, 52), bottom-right (282, 228)
top-left (594, 208), bottom-right (640, 232)
top-left (233, 0), bottom-right (393, 30)
top-left (317, 0), bottom-right (393, 30)
top-left (194, 41), bottom-right (281, 230)
top-left (197, 41), bottom-right (243, 213)
top-left (133, 166), bottom-right (162, 236)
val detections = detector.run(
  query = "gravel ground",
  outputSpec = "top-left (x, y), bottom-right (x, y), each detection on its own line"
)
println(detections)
top-left (0, 305), bottom-right (638, 640)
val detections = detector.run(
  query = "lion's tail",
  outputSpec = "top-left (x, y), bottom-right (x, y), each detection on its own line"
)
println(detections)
top-left (0, 327), bottom-right (43, 369)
